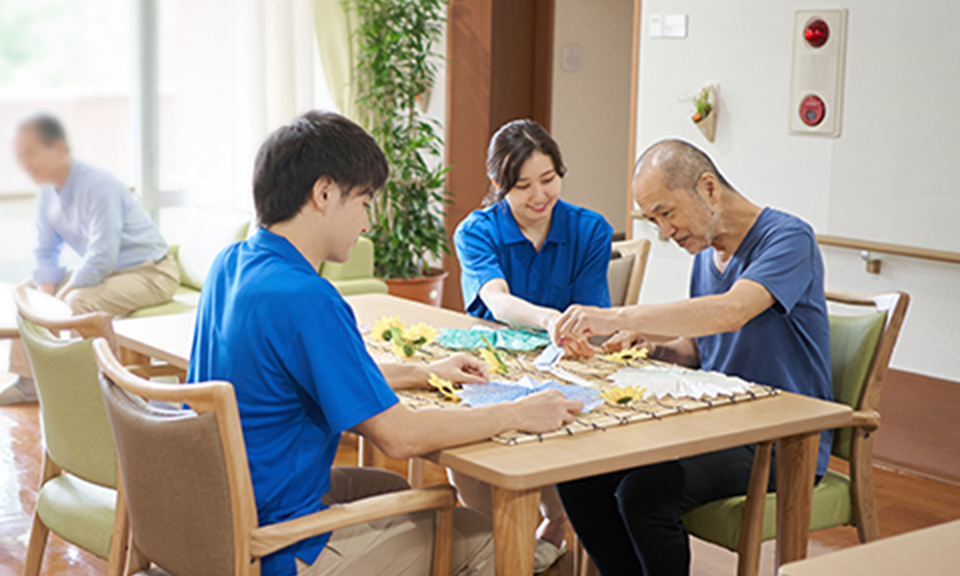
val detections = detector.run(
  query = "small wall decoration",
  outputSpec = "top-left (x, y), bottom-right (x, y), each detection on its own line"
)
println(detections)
top-left (691, 85), bottom-right (717, 143)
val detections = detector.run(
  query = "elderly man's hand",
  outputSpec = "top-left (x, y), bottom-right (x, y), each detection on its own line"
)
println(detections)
top-left (550, 305), bottom-right (617, 358)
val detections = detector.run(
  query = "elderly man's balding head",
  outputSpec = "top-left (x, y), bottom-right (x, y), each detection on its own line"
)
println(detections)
top-left (634, 139), bottom-right (731, 194)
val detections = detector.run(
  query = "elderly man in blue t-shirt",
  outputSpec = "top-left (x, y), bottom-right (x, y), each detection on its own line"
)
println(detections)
top-left (550, 139), bottom-right (833, 576)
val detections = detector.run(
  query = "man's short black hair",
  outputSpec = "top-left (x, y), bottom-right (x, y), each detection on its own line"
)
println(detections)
top-left (19, 113), bottom-right (69, 149)
top-left (253, 110), bottom-right (389, 227)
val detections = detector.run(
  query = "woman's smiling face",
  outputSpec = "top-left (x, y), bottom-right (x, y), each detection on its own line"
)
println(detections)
top-left (504, 151), bottom-right (562, 226)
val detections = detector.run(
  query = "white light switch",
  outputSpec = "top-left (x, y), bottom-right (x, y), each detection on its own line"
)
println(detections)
top-left (650, 14), bottom-right (687, 39)
top-left (789, 9), bottom-right (848, 137)
top-left (662, 14), bottom-right (687, 38)
top-left (562, 44), bottom-right (582, 72)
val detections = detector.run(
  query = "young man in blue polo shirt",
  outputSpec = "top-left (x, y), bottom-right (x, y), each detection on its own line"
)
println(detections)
top-left (188, 111), bottom-right (583, 576)
top-left (550, 140), bottom-right (833, 576)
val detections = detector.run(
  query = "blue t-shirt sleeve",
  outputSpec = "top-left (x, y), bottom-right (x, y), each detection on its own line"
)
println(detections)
top-left (288, 298), bottom-right (398, 434)
top-left (454, 215), bottom-right (505, 314)
top-left (740, 225), bottom-right (817, 315)
top-left (571, 217), bottom-right (613, 307)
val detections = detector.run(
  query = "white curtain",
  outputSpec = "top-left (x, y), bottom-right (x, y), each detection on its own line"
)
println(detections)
top-left (225, 0), bottom-right (324, 210)
top-left (313, 0), bottom-right (358, 121)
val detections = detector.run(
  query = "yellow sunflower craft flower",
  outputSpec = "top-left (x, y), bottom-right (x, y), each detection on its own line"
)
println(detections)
top-left (478, 334), bottom-right (509, 375)
top-left (372, 316), bottom-right (438, 358)
top-left (372, 316), bottom-right (405, 342)
top-left (428, 373), bottom-right (461, 402)
top-left (600, 385), bottom-right (646, 406)
top-left (604, 347), bottom-right (649, 365)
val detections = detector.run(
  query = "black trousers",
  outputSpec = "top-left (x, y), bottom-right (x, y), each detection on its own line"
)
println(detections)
top-left (558, 445), bottom-right (776, 576)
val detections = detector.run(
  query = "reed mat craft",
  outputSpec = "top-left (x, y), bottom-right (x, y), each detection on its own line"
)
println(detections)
top-left (364, 327), bottom-right (778, 445)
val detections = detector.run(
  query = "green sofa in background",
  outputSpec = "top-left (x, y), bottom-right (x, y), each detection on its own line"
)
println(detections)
top-left (130, 208), bottom-right (387, 318)
top-left (319, 237), bottom-right (388, 296)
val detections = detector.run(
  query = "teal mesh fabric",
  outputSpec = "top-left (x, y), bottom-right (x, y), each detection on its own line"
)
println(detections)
top-left (436, 328), bottom-right (550, 351)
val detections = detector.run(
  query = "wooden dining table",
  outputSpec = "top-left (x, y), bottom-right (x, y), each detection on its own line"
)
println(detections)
top-left (114, 293), bottom-right (853, 575)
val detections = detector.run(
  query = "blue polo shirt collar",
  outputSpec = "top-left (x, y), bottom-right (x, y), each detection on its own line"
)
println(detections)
top-left (496, 199), bottom-right (570, 246)
top-left (249, 227), bottom-right (318, 274)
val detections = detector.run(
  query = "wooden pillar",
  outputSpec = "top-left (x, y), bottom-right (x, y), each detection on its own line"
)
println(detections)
top-left (442, 0), bottom-right (554, 310)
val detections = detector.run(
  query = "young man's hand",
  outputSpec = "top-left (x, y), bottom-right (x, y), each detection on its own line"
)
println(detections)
top-left (509, 389), bottom-right (583, 433)
top-left (428, 353), bottom-right (489, 385)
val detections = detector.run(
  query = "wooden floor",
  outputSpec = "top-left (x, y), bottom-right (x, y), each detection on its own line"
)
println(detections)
top-left (2, 401), bottom-right (960, 576)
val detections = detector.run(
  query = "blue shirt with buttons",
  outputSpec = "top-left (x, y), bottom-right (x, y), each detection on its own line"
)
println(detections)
top-left (454, 199), bottom-right (612, 321)
top-left (188, 228), bottom-right (399, 576)
top-left (33, 159), bottom-right (168, 287)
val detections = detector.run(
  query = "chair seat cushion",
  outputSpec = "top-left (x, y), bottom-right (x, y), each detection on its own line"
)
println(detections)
top-left (329, 278), bottom-right (389, 296)
top-left (36, 473), bottom-right (117, 559)
top-left (682, 469), bottom-right (853, 550)
top-left (128, 286), bottom-right (202, 318)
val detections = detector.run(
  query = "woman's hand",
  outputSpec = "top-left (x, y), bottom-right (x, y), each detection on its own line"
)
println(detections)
top-left (428, 353), bottom-right (489, 385)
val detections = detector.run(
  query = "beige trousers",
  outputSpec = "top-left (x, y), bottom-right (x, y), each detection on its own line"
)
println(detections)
top-left (295, 467), bottom-right (494, 576)
top-left (60, 253), bottom-right (180, 317)
top-left (7, 254), bottom-right (180, 377)
top-left (448, 469), bottom-right (566, 524)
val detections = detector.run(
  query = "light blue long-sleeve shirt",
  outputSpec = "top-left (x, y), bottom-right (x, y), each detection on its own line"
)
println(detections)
top-left (33, 160), bottom-right (168, 288)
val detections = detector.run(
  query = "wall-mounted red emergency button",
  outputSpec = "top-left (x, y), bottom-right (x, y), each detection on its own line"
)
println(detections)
top-left (803, 19), bottom-right (829, 48)
top-left (799, 95), bottom-right (826, 126)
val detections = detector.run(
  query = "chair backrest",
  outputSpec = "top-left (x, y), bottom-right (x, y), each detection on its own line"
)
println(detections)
top-left (17, 315), bottom-right (117, 488)
top-left (177, 207), bottom-right (252, 291)
top-left (826, 290), bottom-right (909, 460)
top-left (14, 284), bottom-right (117, 346)
top-left (94, 339), bottom-right (259, 576)
top-left (320, 236), bottom-right (377, 280)
top-left (608, 238), bottom-right (651, 307)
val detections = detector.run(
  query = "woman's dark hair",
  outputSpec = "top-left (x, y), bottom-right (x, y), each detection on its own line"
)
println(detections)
top-left (483, 119), bottom-right (566, 206)
top-left (253, 110), bottom-right (388, 227)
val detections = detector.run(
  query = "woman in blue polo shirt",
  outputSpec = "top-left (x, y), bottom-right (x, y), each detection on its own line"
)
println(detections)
top-left (455, 119), bottom-right (612, 334)
top-left (452, 119), bottom-right (613, 572)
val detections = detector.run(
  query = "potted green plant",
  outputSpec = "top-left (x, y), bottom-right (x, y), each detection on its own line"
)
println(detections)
top-left (350, 0), bottom-right (451, 306)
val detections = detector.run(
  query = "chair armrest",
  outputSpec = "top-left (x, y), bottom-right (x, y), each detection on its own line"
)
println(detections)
top-left (249, 484), bottom-right (457, 558)
top-left (126, 364), bottom-right (187, 383)
top-left (851, 409), bottom-right (880, 432)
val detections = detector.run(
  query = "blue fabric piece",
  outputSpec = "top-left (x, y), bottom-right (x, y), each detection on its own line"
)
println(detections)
top-left (691, 208), bottom-right (833, 477)
top-left (454, 199), bottom-right (613, 321)
top-left (33, 160), bottom-right (168, 286)
top-left (188, 228), bottom-right (399, 576)
top-left (459, 376), bottom-right (603, 412)
top-left (436, 327), bottom-right (551, 351)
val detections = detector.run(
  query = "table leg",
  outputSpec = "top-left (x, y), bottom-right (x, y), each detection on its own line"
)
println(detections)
top-left (491, 485), bottom-right (540, 576)
top-left (775, 431), bottom-right (819, 567)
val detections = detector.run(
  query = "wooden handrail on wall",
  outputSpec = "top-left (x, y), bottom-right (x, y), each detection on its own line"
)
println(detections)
top-left (815, 234), bottom-right (960, 266)
top-left (629, 210), bottom-right (960, 272)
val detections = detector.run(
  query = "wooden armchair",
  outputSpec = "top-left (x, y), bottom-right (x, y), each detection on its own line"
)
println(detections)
top-left (92, 338), bottom-right (457, 576)
top-left (681, 289), bottom-right (910, 576)
top-left (14, 285), bottom-right (185, 381)
top-left (608, 238), bottom-right (651, 307)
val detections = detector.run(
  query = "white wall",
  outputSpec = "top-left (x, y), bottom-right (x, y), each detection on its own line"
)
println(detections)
top-left (634, 0), bottom-right (960, 382)
top-left (551, 0), bottom-right (634, 233)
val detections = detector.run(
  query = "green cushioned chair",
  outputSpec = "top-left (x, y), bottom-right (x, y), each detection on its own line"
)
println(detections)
top-left (130, 213), bottom-right (387, 318)
top-left (17, 313), bottom-right (127, 576)
top-left (319, 236), bottom-right (388, 296)
top-left (130, 208), bottom-right (253, 318)
top-left (681, 290), bottom-right (909, 576)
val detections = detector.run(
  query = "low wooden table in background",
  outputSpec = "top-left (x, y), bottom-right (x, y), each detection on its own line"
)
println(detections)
top-left (1, 281), bottom-right (22, 389)
top-left (114, 293), bottom-right (853, 576)
top-left (779, 518), bottom-right (960, 576)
